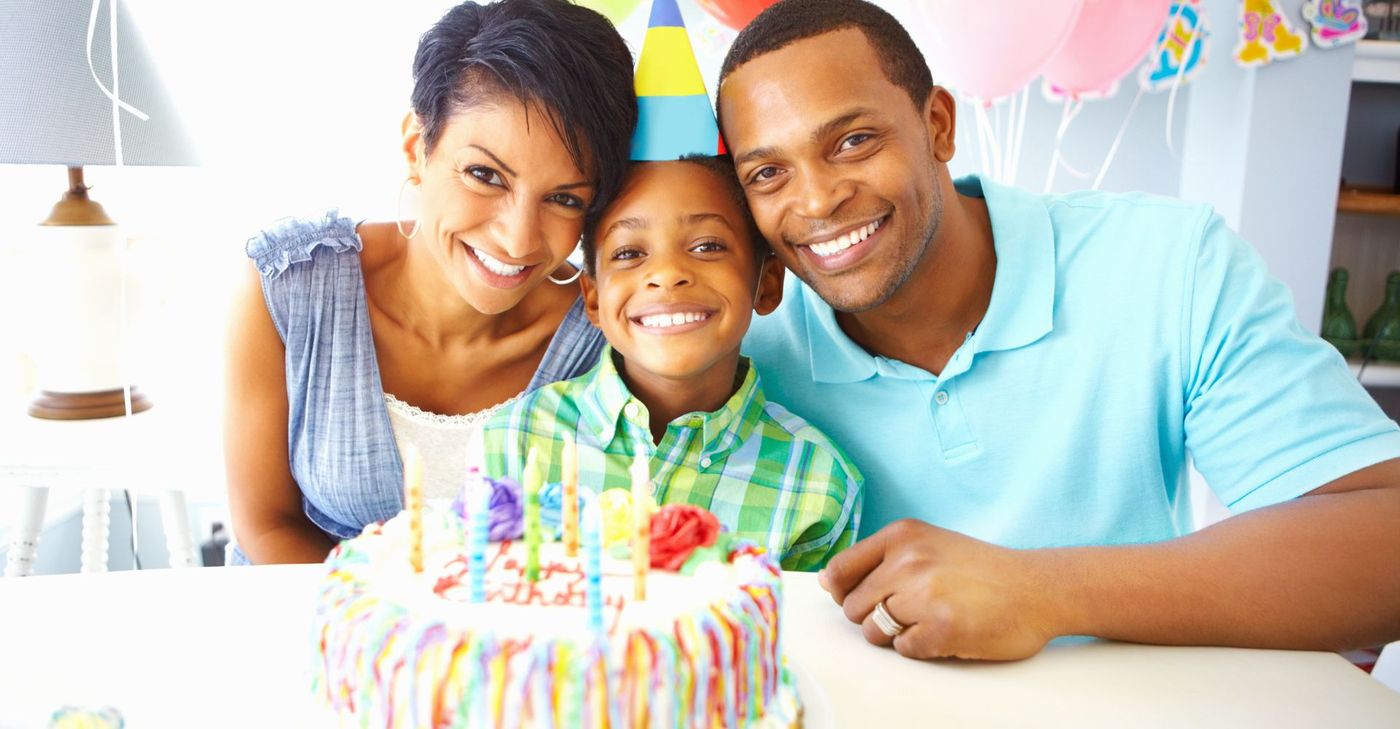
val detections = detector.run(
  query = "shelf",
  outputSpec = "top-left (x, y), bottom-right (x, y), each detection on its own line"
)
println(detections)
top-left (1353, 40), bottom-right (1400, 84)
top-left (1337, 186), bottom-right (1400, 216)
top-left (1349, 359), bottom-right (1400, 388)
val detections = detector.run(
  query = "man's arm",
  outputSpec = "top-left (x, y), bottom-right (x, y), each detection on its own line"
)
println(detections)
top-left (819, 459), bottom-right (1400, 661)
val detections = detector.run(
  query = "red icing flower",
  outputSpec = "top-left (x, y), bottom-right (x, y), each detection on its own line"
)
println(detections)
top-left (649, 505), bottom-right (720, 571)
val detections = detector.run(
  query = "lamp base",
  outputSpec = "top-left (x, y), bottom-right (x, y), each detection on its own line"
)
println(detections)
top-left (28, 388), bottom-right (153, 420)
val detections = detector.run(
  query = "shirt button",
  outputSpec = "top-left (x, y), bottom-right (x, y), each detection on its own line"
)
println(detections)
top-left (699, 456), bottom-right (712, 469)
top-left (624, 402), bottom-right (640, 418)
top-left (687, 416), bottom-right (703, 428)
top-left (934, 390), bottom-right (949, 406)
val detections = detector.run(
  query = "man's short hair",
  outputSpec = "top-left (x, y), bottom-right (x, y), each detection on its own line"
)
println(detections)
top-left (718, 0), bottom-right (932, 112)
top-left (581, 155), bottom-right (769, 276)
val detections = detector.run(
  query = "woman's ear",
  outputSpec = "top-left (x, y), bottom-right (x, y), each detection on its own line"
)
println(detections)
top-left (402, 110), bottom-right (426, 178)
top-left (579, 272), bottom-right (602, 328)
top-left (752, 255), bottom-right (785, 316)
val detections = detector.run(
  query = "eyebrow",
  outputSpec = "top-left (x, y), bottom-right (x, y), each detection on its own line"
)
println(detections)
top-left (733, 108), bottom-right (878, 168)
top-left (602, 212), bottom-right (734, 239)
top-left (469, 145), bottom-right (516, 177)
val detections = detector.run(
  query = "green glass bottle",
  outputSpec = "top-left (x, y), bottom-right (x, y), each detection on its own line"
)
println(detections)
top-left (1322, 268), bottom-right (1360, 358)
top-left (1366, 271), bottom-right (1400, 361)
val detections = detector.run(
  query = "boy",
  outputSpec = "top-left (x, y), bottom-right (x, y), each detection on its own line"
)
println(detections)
top-left (480, 0), bottom-right (860, 570)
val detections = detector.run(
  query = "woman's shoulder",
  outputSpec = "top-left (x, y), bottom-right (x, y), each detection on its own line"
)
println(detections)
top-left (245, 209), bottom-right (362, 280)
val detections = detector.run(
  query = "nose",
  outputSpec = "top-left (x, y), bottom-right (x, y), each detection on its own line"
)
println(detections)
top-left (488, 196), bottom-right (545, 261)
top-left (644, 247), bottom-right (693, 290)
top-left (792, 165), bottom-right (855, 222)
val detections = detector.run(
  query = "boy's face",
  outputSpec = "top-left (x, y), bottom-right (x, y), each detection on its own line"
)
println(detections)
top-left (581, 162), bottom-right (784, 385)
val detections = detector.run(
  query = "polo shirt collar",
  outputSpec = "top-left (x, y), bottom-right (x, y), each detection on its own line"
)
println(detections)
top-left (578, 346), bottom-right (766, 461)
top-left (959, 175), bottom-right (1056, 356)
top-left (805, 174), bottom-right (1055, 383)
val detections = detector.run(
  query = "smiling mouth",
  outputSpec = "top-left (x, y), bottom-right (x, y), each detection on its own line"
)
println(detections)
top-left (467, 244), bottom-right (529, 277)
top-left (805, 216), bottom-right (886, 258)
top-left (630, 310), bottom-right (713, 330)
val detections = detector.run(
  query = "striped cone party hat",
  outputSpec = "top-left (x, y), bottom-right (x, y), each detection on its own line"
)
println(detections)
top-left (630, 0), bottom-right (727, 161)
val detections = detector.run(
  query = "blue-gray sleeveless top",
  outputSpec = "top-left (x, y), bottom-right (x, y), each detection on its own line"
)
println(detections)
top-left (233, 211), bottom-right (604, 563)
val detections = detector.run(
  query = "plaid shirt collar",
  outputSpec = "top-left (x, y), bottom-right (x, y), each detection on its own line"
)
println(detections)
top-left (578, 346), bottom-right (766, 461)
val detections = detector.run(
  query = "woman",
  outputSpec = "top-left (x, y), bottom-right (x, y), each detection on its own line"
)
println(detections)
top-left (224, 0), bottom-right (637, 564)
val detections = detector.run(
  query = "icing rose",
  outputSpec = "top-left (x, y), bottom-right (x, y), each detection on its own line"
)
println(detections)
top-left (648, 505), bottom-right (720, 571)
top-left (486, 477), bottom-right (523, 541)
top-left (597, 488), bottom-right (659, 549)
top-left (538, 481), bottom-right (563, 539)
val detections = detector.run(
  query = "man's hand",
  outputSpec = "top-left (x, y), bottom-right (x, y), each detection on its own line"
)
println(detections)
top-left (818, 519), bottom-right (1062, 661)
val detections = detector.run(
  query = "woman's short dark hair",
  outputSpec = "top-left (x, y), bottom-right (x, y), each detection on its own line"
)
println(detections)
top-left (411, 0), bottom-right (638, 219)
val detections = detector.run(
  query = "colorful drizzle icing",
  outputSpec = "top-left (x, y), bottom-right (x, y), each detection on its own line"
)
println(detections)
top-left (312, 508), bottom-right (800, 728)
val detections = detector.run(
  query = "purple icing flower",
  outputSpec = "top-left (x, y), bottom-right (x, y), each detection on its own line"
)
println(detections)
top-left (486, 477), bottom-right (523, 541)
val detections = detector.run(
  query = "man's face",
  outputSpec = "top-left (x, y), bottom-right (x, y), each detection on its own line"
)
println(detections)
top-left (718, 28), bottom-right (947, 313)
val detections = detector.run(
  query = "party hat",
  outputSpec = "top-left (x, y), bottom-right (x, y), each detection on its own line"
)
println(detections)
top-left (630, 0), bottom-right (726, 161)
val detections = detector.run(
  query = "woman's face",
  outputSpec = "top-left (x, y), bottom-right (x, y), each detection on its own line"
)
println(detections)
top-left (406, 98), bottom-right (593, 315)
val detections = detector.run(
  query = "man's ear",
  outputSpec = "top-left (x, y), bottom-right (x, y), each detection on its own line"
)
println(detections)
top-left (579, 273), bottom-right (602, 328)
top-left (402, 110), bottom-right (426, 178)
top-left (925, 86), bottom-right (957, 164)
top-left (752, 255), bottom-right (785, 316)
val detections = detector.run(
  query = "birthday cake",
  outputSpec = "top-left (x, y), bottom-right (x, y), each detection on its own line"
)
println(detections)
top-left (312, 478), bottom-right (801, 728)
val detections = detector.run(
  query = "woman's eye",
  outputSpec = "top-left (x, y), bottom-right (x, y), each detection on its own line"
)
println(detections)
top-left (549, 193), bottom-right (585, 209)
top-left (464, 166), bottom-right (504, 186)
top-left (839, 133), bottom-right (872, 151)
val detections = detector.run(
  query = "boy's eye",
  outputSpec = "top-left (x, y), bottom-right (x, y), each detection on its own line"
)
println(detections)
top-left (463, 166), bottom-right (504, 187)
top-left (610, 246), bottom-right (643, 261)
top-left (691, 239), bottom-right (726, 254)
top-left (839, 132), bottom-right (872, 152)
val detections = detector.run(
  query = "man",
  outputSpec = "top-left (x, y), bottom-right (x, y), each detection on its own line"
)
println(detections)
top-left (718, 0), bottom-right (1400, 661)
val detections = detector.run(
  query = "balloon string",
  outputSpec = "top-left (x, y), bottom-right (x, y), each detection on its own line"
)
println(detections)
top-left (1001, 91), bottom-right (1017, 183)
top-left (976, 102), bottom-right (1003, 183)
top-left (973, 97), bottom-right (990, 181)
top-left (1008, 85), bottom-right (1030, 187)
top-left (1043, 97), bottom-right (1082, 193)
top-left (1092, 87), bottom-right (1145, 191)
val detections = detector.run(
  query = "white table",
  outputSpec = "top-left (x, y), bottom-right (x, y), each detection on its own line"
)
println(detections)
top-left (0, 405), bottom-right (217, 574)
top-left (0, 567), bottom-right (1396, 728)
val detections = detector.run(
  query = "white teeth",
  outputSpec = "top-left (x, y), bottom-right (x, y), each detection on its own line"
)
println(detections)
top-left (472, 247), bottom-right (526, 276)
top-left (809, 218), bottom-right (883, 258)
top-left (638, 311), bottom-right (710, 329)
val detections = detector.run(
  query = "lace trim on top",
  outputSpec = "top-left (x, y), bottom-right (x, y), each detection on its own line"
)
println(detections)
top-left (382, 392), bottom-right (519, 428)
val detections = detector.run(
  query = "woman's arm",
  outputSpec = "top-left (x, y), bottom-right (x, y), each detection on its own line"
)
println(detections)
top-left (224, 262), bottom-right (335, 564)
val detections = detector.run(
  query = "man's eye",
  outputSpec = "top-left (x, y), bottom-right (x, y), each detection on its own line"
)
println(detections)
top-left (749, 166), bottom-right (780, 184)
top-left (464, 166), bottom-right (504, 186)
top-left (839, 133), bottom-right (872, 151)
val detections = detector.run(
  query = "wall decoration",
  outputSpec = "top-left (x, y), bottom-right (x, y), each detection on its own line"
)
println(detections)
top-left (1301, 0), bottom-right (1368, 47)
top-left (1140, 0), bottom-right (1210, 92)
top-left (1235, 0), bottom-right (1308, 67)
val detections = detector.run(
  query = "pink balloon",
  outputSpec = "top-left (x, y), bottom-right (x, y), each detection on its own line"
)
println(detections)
top-left (914, 0), bottom-right (1083, 103)
top-left (1041, 0), bottom-right (1173, 97)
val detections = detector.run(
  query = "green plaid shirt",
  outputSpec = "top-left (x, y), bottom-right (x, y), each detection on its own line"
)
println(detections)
top-left (481, 347), bottom-right (862, 571)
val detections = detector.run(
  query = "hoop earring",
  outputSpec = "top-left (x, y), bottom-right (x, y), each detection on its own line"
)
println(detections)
top-left (396, 177), bottom-right (421, 240)
top-left (547, 237), bottom-right (584, 285)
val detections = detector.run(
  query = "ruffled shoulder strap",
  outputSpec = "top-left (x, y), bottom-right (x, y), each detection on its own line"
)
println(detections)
top-left (245, 210), bottom-right (361, 280)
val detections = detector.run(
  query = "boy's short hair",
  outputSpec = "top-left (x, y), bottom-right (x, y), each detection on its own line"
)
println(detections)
top-left (580, 155), bottom-right (769, 275)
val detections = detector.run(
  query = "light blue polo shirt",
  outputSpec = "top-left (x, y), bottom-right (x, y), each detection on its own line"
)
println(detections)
top-left (744, 175), bottom-right (1400, 548)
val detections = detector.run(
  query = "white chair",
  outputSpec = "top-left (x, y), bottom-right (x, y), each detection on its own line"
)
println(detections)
top-left (2, 407), bottom-right (207, 576)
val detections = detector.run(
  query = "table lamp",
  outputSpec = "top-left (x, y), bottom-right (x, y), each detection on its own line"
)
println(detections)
top-left (0, 0), bottom-right (198, 419)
